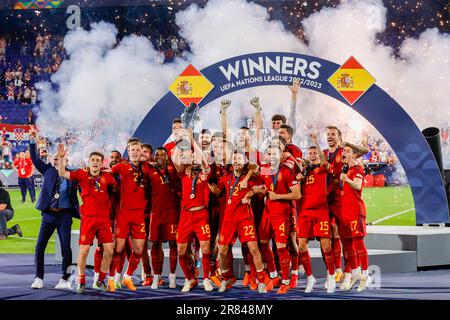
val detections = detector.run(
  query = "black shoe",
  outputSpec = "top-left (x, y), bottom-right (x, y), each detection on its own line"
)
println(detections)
top-left (20, 200), bottom-right (26, 204)
top-left (14, 224), bottom-right (23, 237)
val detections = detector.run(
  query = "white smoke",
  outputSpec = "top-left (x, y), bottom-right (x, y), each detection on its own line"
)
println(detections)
top-left (36, 22), bottom-right (183, 164)
top-left (35, 0), bottom-right (450, 169)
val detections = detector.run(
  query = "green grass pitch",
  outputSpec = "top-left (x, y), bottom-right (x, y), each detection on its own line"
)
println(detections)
top-left (0, 186), bottom-right (415, 254)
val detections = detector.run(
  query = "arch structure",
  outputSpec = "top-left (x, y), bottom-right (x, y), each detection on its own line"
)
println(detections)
top-left (133, 52), bottom-right (449, 224)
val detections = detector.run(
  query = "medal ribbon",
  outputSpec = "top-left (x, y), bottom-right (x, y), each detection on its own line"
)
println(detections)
top-left (227, 173), bottom-right (241, 202)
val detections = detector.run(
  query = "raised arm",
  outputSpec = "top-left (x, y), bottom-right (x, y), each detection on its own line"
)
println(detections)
top-left (220, 100), bottom-right (231, 140)
top-left (171, 142), bottom-right (184, 173)
top-left (191, 133), bottom-right (209, 172)
top-left (311, 132), bottom-right (330, 170)
top-left (56, 143), bottom-right (70, 180)
top-left (288, 79), bottom-right (300, 138)
top-left (28, 128), bottom-right (49, 174)
top-left (250, 97), bottom-right (263, 141)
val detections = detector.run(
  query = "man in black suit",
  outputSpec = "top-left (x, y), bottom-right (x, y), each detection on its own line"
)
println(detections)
top-left (0, 182), bottom-right (23, 240)
top-left (28, 130), bottom-right (80, 289)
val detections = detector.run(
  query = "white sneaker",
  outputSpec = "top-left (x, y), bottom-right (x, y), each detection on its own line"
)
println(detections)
top-left (169, 273), bottom-right (177, 288)
top-left (357, 276), bottom-right (372, 292)
top-left (258, 282), bottom-right (267, 294)
top-left (326, 274), bottom-right (336, 294)
top-left (181, 279), bottom-right (196, 293)
top-left (298, 265), bottom-right (306, 278)
top-left (218, 280), bottom-right (229, 293)
top-left (92, 272), bottom-right (99, 289)
top-left (151, 275), bottom-right (161, 289)
top-left (31, 278), bottom-right (43, 289)
top-left (114, 273), bottom-right (123, 290)
top-left (203, 278), bottom-right (214, 292)
top-left (349, 271), bottom-right (361, 290)
top-left (340, 272), bottom-right (352, 291)
top-left (304, 276), bottom-right (316, 293)
top-left (55, 279), bottom-right (72, 289)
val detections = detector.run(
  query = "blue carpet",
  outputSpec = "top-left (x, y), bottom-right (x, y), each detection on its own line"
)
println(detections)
top-left (1, 254), bottom-right (450, 300)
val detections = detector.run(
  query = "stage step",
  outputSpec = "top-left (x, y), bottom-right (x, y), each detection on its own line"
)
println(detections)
top-left (306, 226), bottom-right (450, 268)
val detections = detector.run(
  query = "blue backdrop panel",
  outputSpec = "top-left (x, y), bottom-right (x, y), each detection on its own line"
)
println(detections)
top-left (132, 52), bottom-right (449, 224)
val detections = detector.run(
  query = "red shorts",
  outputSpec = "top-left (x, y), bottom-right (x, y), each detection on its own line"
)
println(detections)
top-left (219, 217), bottom-right (257, 246)
top-left (114, 209), bottom-right (146, 240)
top-left (297, 208), bottom-right (331, 239)
top-left (79, 218), bottom-right (113, 245)
top-left (176, 209), bottom-right (211, 243)
top-left (338, 215), bottom-right (366, 239)
top-left (258, 213), bottom-right (290, 243)
top-left (149, 208), bottom-right (179, 242)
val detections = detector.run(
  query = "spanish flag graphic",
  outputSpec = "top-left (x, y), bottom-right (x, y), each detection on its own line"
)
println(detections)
top-left (169, 64), bottom-right (214, 108)
top-left (328, 56), bottom-right (376, 105)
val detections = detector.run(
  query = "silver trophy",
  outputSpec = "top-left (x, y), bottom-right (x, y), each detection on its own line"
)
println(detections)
top-left (181, 102), bottom-right (200, 130)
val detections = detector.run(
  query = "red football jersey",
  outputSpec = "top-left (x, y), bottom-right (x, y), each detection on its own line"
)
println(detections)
top-left (260, 164), bottom-right (298, 216)
top-left (285, 144), bottom-right (302, 162)
top-left (70, 170), bottom-right (117, 219)
top-left (111, 161), bottom-right (151, 211)
top-left (341, 165), bottom-right (366, 219)
top-left (16, 158), bottom-right (33, 178)
top-left (180, 170), bottom-right (211, 210)
top-left (148, 164), bottom-right (180, 212)
top-left (323, 147), bottom-right (344, 201)
top-left (217, 172), bottom-right (256, 221)
top-left (164, 141), bottom-right (177, 158)
top-left (299, 165), bottom-right (329, 211)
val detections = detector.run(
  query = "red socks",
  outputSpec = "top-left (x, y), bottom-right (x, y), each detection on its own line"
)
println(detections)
top-left (115, 250), bottom-right (126, 274)
top-left (342, 238), bottom-right (358, 271)
top-left (322, 248), bottom-right (336, 275)
top-left (290, 249), bottom-right (299, 272)
top-left (201, 253), bottom-right (211, 279)
top-left (99, 271), bottom-right (106, 282)
top-left (260, 243), bottom-right (276, 274)
top-left (151, 246), bottom-right (162, 275)
top-left (277, 247), bottom-right (291, 281)
top-left (78, 274), bottom-right (86, 285)
top-left (126, 252), bottom-right (142, 276)
top-left (179, 253), bottom-right (192, 280)
top-left (333, 239), bottom-right (342, 269)
top-left (169, 247), bottom-right (178, 274)
top-left (299, 250), bottom-right (313, 277)
top-left (354, 237), bottom-right (368, 271)
top-left (94, 247), bottom-right (103, 274)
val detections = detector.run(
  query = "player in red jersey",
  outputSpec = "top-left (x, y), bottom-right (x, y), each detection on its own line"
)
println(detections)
top-left (148, 147), bottom-right (180, 289)
top-left (172, 134), bottom-right (213, 292)
top-left (323, 125), bottom-right (345, 282)
top-left (92, 150), bottom-right (129, 291)
top-left (110, 138), bottom-right (152, 291)
top-left (140, 143), bottom-right (155, 287)
top-left (209, 151), bottom-right (267, 294)
top-left (164, 118), bottom-right (183, 158)
top-left (57, 145), bottom-right (117, 293)
top-left (297, 137), bottom-right (336, 293)
top-left (338, 142), bottom-right (370, 292)
top-left (220, 99), bottom-right (262, 286)
top-left (253, 143), bottom-right (301, 294)
top-left (277, 124), bottom-right (303, 287)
